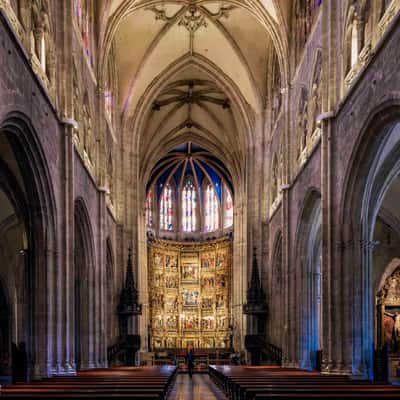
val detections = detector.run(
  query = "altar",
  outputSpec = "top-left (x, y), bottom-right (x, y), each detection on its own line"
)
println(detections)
top-left (148, 238), bottom-right (232, 351)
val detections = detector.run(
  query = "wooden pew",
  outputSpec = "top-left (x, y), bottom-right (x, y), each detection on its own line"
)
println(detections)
top-left (209, 365), bottom-right (400, 400)
top-left (0, 366), bottom-right (177, 400)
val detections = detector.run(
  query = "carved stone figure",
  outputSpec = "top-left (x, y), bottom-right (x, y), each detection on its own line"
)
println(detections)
top-left (83, 102), bottom-right (95, 163)
top-left (41, 0), bottom-right (55, 83)
top-left (106, 149), bottom-right (114, 202)
top-left (271, 156), bottom-right (278, 202)
top-left (31, 0), bottom-right (42, 60)
top-left (18, 0), bottom-right (29, 29)
top-left (308, 83), bottom-right (320, 135)
top-left (395, 313), bottom-right (400, 338)
top-left (297, 90), bottom-right (308, 156)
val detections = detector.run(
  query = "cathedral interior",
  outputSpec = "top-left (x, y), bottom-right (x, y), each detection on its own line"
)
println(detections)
top-left (1, 0), bottom-right (400, 397)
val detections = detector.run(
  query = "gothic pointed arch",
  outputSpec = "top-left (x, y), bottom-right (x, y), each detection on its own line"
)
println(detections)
top-left (270, 230), bottom-right (283, 344)
top-left (295, 189), bottom-right (322, 370)
top-left (74, 197), bottom-right (96, 370)
top-left (340, 101), bottom-right (400, 378)
top-left (148, 142), bottom-right (233, 238)
top-left (0, 112), bottom-right (57, 378)
top-left (106, 237), bottom-right (116, 347)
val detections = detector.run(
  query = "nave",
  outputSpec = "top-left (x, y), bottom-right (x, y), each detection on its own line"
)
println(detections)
top-left (169, 374), bottom-right (226, 400)
top-left (1, 0), bottom-right (400, 391)
top-left (3, 365), bottom-right (400, 399)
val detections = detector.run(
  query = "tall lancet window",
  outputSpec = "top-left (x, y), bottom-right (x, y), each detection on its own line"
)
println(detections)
top-left (224, 185), bottom-right (233, 229)
top-left (146, 190), bottom-right (153, 228)
top-left (204, 183), bottom-right (219, 232)
top-left (182, 177), bottom-right (197, 232)
top-left (160, 183), bottom-right (174, 231)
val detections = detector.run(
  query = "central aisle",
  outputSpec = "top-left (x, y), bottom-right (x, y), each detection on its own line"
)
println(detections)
top-left (169, 373), bottom-right (227, 400)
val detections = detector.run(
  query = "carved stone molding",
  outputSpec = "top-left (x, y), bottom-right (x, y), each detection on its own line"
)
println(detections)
top-left (146, 6), bottom-right (175, 22)
top-left (358, 41), bottom-right (372, 66)
top-left (0, 0), bottom-right (24, 43)
top-left (378, 1), bottom-right (399, 38)
top-left (148, 2), bottom-right (236, 32)
top-left (178, 4), bottom-right (207, 33)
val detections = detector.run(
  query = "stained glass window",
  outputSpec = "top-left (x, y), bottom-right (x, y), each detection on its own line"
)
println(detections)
top-left (160, 184), bottom-right (174, 231)
top-left (204, 183), bottom-right (219, 232)
top-left (146, 190), bottom-right (153, 228)
top-left (224, 185), bottom-right (233, 229)
top-left (182, 177), bottom-right (197, 232)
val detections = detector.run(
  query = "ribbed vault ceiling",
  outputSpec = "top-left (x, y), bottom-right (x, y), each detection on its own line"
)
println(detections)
top-left (101, 0), bottom-right (289, 181)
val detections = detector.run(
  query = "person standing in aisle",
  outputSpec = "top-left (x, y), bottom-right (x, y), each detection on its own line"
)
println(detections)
top-left (186, 347), bottom-right (195, 379)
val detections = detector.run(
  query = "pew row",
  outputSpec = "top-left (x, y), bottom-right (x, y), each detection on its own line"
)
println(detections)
top-left (0, 366), bottom-right (177, 400)
top-left (209, 365), bottom-right (400, 400)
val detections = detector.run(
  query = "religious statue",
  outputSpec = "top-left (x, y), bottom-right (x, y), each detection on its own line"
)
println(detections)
top-left (201, 255), bottom-right (215, 270)
top-left (216, 294), bottom-right (225, 308)
top-left (166, 255), bottom-right (178, 271)
top-left (216, 253), bottom-right (226, 268)
top-left (271, 157), bottom-right (278, 202)
top-left (202, 298), bottom-right (213, 310)
top-left (31, 0), bottom-right (43, 61)
top-left (395, 312), bottom-right (400, 338)
top-left (183, 290), bottom-right (199, 307)
top-left (307, 82), bottom-right (321, 136)
top-left (154, 252), bottom-right (163, 267)
top-left (73, 79), bottom-right (81, 144)
top-left (182, 264), bottom-right (197, 281)
top-left (297, 92), bottom-right (308, 156)
top-left (202, 317), bottom-right (214, 330)
top-left (216, 274), bottom-right (226, 288)
top-left (201, 277), bottom-right (214, 290)
top-left (165, 277), bottom-right (178, 289)
top-left (106, 150), bottom-right (114, 203)
top-left (217, 317), bottom-right (226, 329)
top-left (166, 315), bottom-right (177, 330)
top-left (82, 103), bottom-right (93, 161)
top-left (42, 0), bottom-right (55, 83)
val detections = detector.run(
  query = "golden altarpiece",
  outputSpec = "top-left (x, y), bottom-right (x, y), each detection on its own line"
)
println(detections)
top-left (148, 237), bottom-right (232, 350)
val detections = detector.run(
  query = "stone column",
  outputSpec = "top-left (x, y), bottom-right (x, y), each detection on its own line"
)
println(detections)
top-left (280, 81), bottom-right (293, 366)
top-left (58, 118), bottom-right (78, 376)
top-left (97, 187), bottom-right (108, 368)
top-left (320, 113), bottom-right (337, 373)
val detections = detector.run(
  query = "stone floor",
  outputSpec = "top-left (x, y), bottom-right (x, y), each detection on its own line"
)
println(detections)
top-left (169, 373), bottom-right (227, 400)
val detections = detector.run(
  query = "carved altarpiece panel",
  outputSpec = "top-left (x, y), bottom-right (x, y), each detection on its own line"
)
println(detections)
top-left (148, 238), bottom-right (231, 349)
